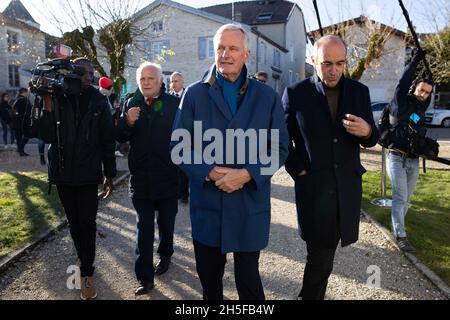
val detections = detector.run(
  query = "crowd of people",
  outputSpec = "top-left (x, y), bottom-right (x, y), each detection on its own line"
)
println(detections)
top-left (0, 22), bottom-right (436, 301)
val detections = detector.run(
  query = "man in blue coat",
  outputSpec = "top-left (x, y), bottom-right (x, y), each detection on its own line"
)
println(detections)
top-left (171, 24), bottom-right (288, 300)
top-left (283, 35), bottom-right (379, 300)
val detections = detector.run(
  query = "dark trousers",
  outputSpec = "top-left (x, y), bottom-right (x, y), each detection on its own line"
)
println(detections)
top-left (38, 138), bottom-right (45, 155)
top-left (193, 240), bottom-right (265, 300)
top-left (299, 244), bottom-right (337, 300)
top-left (178, 170), bottom-right (189, 199)
top-left (57, 184), bottom-right (98, 277)
top-left (14, 129), bottom-right (28, 153)
top-left (132, 197), bottom-right (178, 284)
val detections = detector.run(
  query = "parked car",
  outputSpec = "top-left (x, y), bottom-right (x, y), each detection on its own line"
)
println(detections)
top-left (425, 106), bottom-right (450, 128)
top-left (371, 101), bottom-right (389, 125)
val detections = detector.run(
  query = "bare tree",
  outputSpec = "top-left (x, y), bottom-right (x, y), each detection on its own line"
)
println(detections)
top-left (305, 0), bottom-right (410, 81)
top-left (27, 0), bottom-right (174, 95)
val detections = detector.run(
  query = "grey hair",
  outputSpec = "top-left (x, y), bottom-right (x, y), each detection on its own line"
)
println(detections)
top-left (136, 61), bottom-right (162, 83)
top-left (213, 23), bottom-right (250, 51)
top-left (170, 71), bottom-right (183, 80)
top-left (312, 35), bottom-right (347, 58)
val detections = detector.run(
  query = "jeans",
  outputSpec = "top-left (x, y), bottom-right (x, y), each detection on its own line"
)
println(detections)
top-left (38, 138), bottom-right (45, 155)
top-left (387, 153), bottom-right (419, 238)
top-left (0, 120), bottom-right (14, 146)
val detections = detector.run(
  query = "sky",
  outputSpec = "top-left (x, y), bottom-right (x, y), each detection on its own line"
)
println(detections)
top-left (1, 0), bottom-right (448, 37)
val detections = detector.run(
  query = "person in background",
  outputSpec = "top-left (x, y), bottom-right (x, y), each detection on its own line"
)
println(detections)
top-left (169, 72), bottom-right (189, 203)
top-left (254, 71), bottom-right (268, 84)
top-left (99, 77), bottom-right (124, 158)
top-left (10, 88), bottom-right (30, 156)
top-left (0, 93), bottom-right (14, 149)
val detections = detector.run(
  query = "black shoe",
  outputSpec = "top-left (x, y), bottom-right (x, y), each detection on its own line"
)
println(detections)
top-left (154, 259), bottom-right (171, 276)
top-left (40, 155), bottom-right (46, 165)
top-left (396, 237), bottom-right (416, 253)
top-left (19, 151), bottom-right (29, 157)
top-left (134, 281), bottom-right (155, 296)
top-left (181, 197), bottom-right (189, 204)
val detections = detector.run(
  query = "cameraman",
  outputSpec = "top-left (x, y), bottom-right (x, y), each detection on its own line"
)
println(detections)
top-left (387, 50), bottom-right (434, 253)
top-left (40, 57), bottom-right (117, 300)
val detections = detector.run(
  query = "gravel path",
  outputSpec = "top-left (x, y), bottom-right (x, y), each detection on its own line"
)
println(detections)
top-left (0, 167), bottom-right (446, 300)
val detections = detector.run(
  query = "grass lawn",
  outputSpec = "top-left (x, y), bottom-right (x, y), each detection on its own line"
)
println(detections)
top-left (0, 172), bottom-right (64, 259)
top-left (0, 171), bottom-right (128, 260)
top-left (362, 170), bottom-right (450, 286)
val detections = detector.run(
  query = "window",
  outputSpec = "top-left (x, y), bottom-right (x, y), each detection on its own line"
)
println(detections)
top-left (144, 40), bottom-right (170, 61)
top-left (207, 38), bottom-right (214, 58)
top-left (259, 42), bottom-right (266, 65)
top-left (125, 45), bottom-right (133, 65)
top-left (273, 49), bottom-right (280, 68)
top-left (151, 21), bottom-right (163, 32)
top-left (198, 37), bottom-right (215, 60)
top-left (7, 30), bottom-right (19, 53)
top-left (152, 41), bottom-right (170, 61)
top-left (257, 13), bottom-right (273, 22)
top-left (8, 65), bottom-right (20, 87)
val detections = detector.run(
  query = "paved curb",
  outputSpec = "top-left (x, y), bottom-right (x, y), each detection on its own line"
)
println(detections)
top-left (0, 172), bottom-right (130, 276)
top-left (361, 209), bottom-right (450, 300)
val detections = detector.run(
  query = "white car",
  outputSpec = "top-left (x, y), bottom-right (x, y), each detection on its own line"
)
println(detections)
top-left (371, 101), bottom-right (389, 125)
top-left (425, 107), bottom-right (450, 128)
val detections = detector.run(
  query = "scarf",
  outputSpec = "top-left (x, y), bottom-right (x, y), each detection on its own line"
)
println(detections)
top-left (215, 69), bottom-right (244, 116)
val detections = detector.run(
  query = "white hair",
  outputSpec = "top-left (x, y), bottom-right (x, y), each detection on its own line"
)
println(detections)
top-left (170, 71), bottom-right (183, 80)
top-left (213, 23), bottom-right (250, 51)
top-left (136, 61), bottom-right (162, 83)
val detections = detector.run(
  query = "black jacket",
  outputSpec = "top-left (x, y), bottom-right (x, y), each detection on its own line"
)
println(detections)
top-left (10, 95), bottom-right (28, 130)
top-left (116, 88), bottom-right (180, 200)
top-left (39, 86), bottom-right (117, 186)
top-left (0, 101), bottom-right (11, 124)
top-left (283, 76), bottom-right (379, 248)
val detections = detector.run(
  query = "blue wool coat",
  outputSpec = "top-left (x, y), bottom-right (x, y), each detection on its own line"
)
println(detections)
top-left (171, 65), bottom-right (289, 253)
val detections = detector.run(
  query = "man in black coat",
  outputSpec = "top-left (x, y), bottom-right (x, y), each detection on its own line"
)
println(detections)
top-left (41, 58), bottom-right (117, 300)
top-left (10, 88), bottom-right (30, 156)
top-left (282, 35), bottom-right (379, 300)
top-left (116, 62), bottom-right (180, 295)
top-left (169, 71), bottom-right (189, 203)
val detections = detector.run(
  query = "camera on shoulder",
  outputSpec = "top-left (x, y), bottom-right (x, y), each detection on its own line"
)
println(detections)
top-left (29, 58), bottom-right (85, 96)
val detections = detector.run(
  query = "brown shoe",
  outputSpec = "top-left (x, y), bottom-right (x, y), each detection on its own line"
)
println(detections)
top-left (80, 276), bottom-right (97, 300)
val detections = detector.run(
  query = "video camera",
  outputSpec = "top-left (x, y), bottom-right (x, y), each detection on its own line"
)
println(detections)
top-left (29, 58), bottom-right (85, 96)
